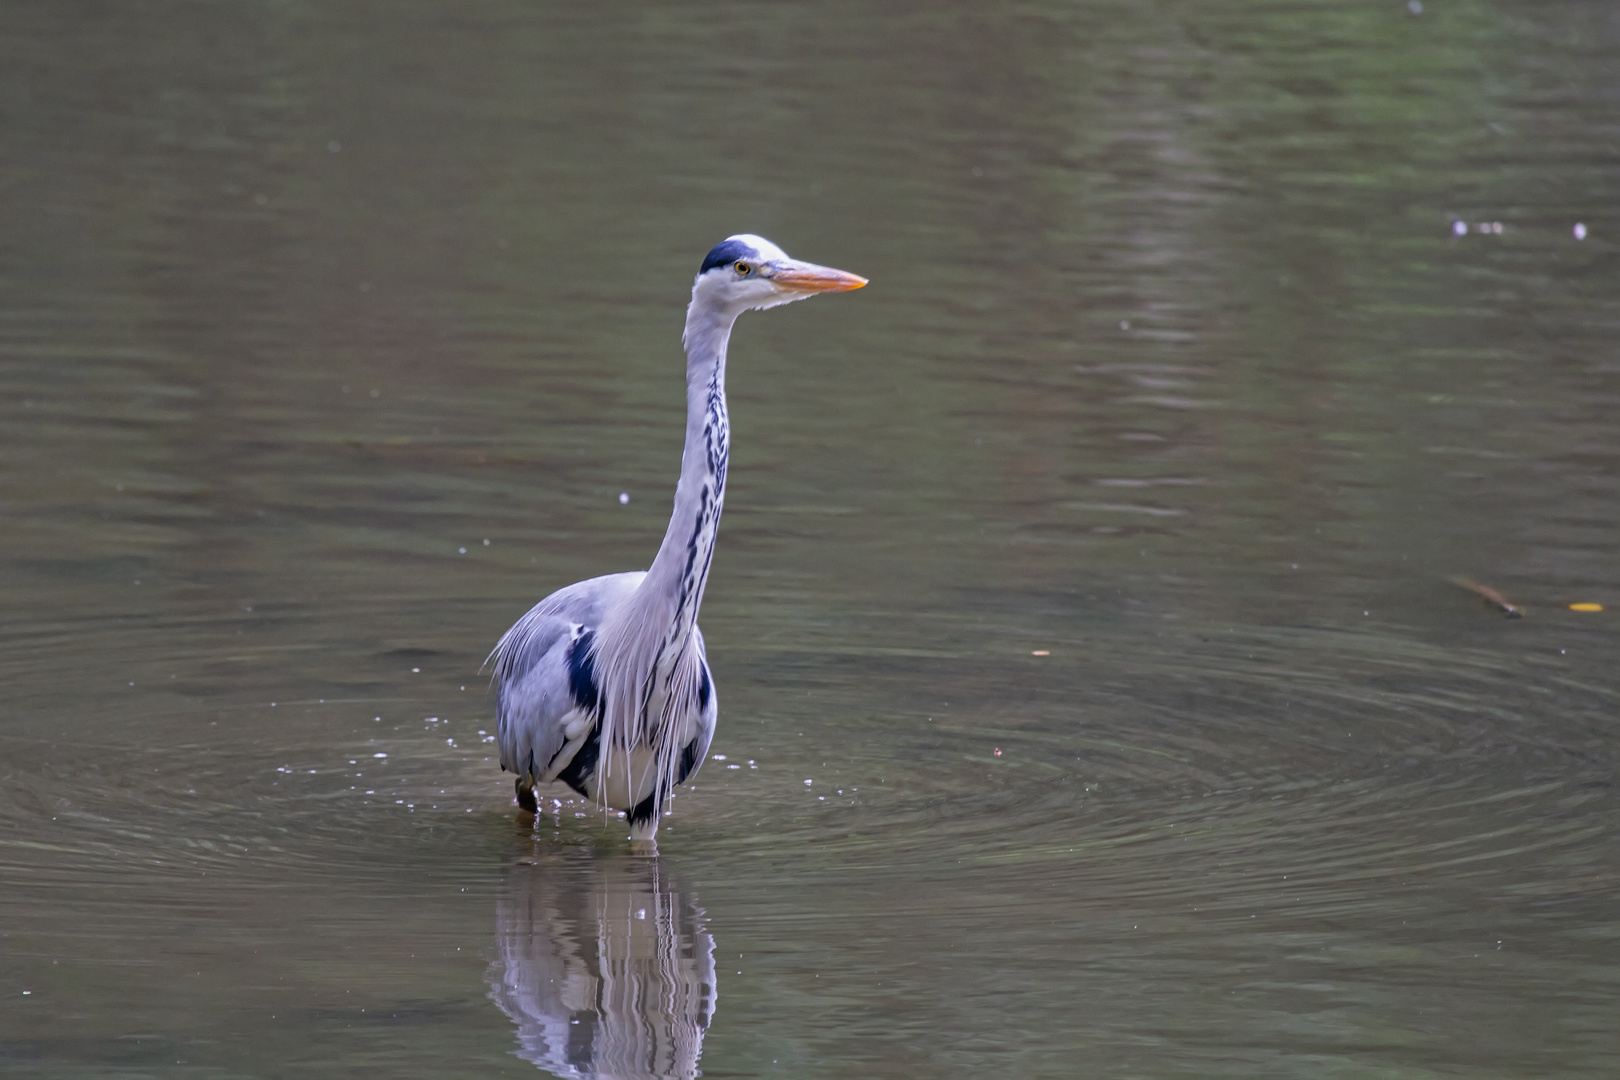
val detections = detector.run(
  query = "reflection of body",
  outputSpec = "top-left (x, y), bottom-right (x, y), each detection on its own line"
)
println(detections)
top-left (490, 236), bottom-right (866, 841)
top-left (489, 856), bottom-right (717, 1080)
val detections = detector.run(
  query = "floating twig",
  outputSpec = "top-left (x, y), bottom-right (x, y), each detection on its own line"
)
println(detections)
top-left (1448, 576), bottom-right (1522, 618)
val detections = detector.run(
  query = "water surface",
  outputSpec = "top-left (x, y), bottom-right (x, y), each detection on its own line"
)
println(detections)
top-left (2, 1), bottom-right (1618, 1076)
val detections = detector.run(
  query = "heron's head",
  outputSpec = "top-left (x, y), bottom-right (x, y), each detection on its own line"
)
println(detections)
top-left (692, 234), bottom-right (867, 314)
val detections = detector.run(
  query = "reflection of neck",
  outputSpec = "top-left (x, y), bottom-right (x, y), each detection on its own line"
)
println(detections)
top-left (639, 300), bottom-right (736, 653)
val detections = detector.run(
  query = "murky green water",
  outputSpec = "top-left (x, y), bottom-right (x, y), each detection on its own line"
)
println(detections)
top-left (3, 1), bottom-right (1618, 1076)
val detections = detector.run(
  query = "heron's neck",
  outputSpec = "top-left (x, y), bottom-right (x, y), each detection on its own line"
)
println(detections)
top-left (640, 302), bottom-right (737, 645)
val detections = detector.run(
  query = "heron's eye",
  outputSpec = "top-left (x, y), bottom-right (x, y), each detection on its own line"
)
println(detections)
top-left (735, 262), bottom-right (751, 275)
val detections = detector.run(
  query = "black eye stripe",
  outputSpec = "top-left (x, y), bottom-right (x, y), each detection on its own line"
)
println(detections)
top-left (699, 238), bottom-right (757, 274)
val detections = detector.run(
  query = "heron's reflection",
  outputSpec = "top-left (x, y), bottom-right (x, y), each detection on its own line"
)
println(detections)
top-left (489, 853), bottom-right (717, 1079)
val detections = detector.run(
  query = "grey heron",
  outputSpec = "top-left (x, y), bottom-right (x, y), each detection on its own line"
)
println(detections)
top-left (490, 235), bottom-right (867, 842)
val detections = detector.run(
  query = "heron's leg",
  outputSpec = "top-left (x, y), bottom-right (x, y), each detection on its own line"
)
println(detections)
top-left (515, 776), bottom-right (538, 814)
top-left (627, 788), bottom-right (662, 843)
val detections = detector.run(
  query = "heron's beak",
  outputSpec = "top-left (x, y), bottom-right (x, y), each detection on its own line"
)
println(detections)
top-left (767, 261), bottom-right (868, 294)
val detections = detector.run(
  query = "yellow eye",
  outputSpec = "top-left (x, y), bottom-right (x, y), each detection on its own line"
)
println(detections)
top-left (735, 262), bottom-right (751, 275)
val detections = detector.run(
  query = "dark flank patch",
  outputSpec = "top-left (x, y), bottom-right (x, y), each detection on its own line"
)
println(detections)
top-left (675, 738), bottom-right (702, 786)
top-left (556, 727), bottom-right (599, 799)
top-left (566, 629), bottom-right (600, 715)
top-left (628, 788), bottom-right (661, 828)
top-left (699, 237), bottom-right (757, 274)
top-left (696, 661), bottom-right (711, 711)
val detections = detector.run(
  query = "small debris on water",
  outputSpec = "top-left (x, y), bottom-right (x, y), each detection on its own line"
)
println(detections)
top-left (1574, 223), bottom-right (1588, 240)
top-left (1449, 575), bottom-right (1523, 618)
top-left (1031, 649), bottom-right (1050, 656)
top-left (1569, 602), bottom-right (1603, 613)
top-left (619, 492), bottom-right (630, 504)
top-left (994, 748), bottom-right (1002, 757)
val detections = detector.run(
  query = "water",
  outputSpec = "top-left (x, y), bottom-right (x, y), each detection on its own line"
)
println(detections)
top-left (3, 1), bottom-right (1617, 1076)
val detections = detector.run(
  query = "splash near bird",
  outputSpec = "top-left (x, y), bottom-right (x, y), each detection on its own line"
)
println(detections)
top-left (489, 236), bottom-right (867, 843)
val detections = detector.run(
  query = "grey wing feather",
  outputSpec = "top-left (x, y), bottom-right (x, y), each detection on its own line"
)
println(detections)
top-left (490, 572), bottom-right (645, 784)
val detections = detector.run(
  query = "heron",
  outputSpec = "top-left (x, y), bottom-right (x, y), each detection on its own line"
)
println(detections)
top-left (489, 235), bottom-right (867, 843)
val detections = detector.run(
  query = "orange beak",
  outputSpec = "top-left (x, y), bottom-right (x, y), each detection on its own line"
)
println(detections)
top-left (767, 261), bottom-right (869, 294)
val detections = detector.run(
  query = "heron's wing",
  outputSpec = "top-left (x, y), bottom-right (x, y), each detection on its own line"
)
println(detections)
top-left (492, 572), bottom-right (646, 786)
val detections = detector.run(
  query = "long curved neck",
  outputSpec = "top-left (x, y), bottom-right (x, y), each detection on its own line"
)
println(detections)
top-left (638, 299), bottom-right (737, 646)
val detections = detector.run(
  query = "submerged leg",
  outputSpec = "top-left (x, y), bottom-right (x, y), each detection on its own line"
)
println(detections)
top-left (515, 776), bottom-right (538, 814)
